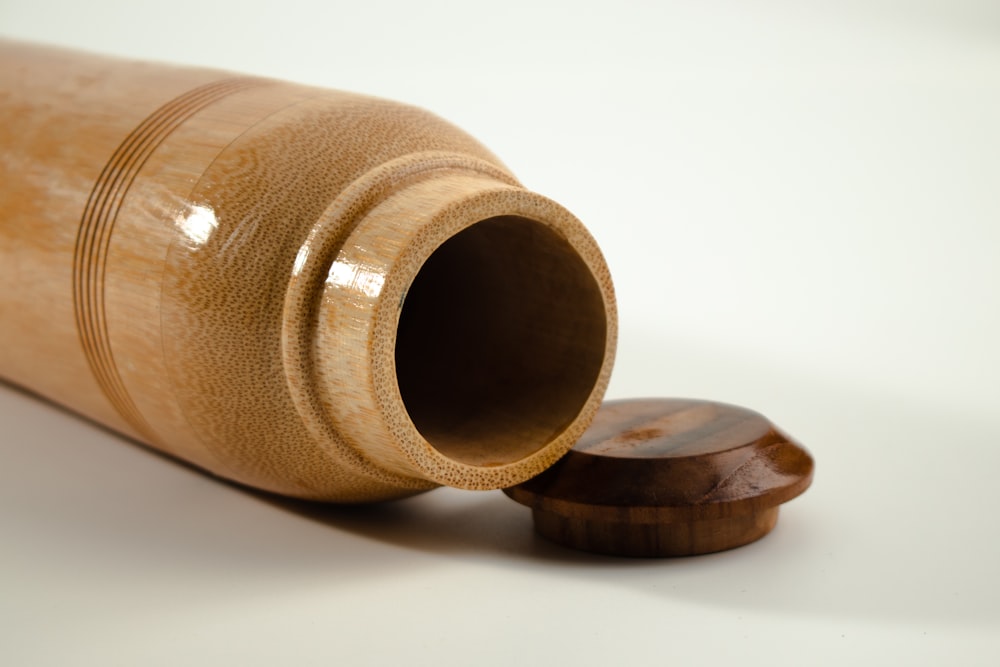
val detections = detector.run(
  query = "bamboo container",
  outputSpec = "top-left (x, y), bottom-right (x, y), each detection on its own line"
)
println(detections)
top-left (0, 41), bottom-right (616, 502)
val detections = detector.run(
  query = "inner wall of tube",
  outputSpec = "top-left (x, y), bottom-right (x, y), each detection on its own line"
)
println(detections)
top-left (394, 215), bottom-right (607, 467)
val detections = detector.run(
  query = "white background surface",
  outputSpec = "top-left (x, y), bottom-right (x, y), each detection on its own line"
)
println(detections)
top-left (2, 1), bottom-right (999, 665)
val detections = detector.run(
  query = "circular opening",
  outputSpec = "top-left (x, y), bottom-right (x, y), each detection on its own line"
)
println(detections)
top-left (394, 215), bottom-right (608, 467)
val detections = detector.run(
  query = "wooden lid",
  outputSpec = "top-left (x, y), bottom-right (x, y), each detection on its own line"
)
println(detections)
top-left (503, 398), bottom-right (814, 557)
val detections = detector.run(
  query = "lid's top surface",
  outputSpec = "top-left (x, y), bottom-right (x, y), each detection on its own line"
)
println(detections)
top-left (574, 398), bottom-right (772, 459)
top-left (503, 398), bottom-right (814, 557)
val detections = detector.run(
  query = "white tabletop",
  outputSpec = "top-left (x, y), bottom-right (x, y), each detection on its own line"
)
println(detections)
top-left (2, 2), bottom-right (998, 665)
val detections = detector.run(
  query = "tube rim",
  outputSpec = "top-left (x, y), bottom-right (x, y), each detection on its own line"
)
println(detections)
top-left (369, 184), bottom-right (617, 489)
top-left (282, 152), bottom-right (518, 491)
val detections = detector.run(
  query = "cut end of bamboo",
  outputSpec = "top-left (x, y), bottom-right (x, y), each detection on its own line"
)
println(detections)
top-left (395, 214), bottom-right (611, 470)
top-left (302, 165), bottom-right (617, 493)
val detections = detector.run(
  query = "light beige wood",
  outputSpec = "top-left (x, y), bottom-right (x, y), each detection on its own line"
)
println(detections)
top-left (0, 41), bottom-right (617, 502)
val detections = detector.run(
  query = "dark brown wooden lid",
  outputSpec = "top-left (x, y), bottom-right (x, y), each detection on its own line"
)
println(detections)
top-left (503, 398), bottom-right (814, 557)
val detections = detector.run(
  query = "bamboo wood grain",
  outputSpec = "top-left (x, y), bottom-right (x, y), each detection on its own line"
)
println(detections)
top-left (0, 41), bottom-right (617, 502)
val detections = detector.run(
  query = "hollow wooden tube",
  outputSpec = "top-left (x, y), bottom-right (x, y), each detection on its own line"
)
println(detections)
top-left (0, 41), bottom-right (617, 502)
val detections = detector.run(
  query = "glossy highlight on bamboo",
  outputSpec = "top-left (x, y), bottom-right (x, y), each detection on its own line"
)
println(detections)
top-left (73, 77), bottom-right (266, 444)
top-left (0, 41), bottom-right (617, 502)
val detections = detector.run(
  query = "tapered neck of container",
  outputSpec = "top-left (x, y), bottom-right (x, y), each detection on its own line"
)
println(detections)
top-left (283, 153), bottom-right (616, 491)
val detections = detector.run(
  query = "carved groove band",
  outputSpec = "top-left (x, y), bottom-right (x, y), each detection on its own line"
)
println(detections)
top-left (73, 77), bottom-right (262, 440)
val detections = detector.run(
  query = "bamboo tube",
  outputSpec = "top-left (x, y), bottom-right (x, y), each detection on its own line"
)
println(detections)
top-left (0, 41), bottom-right (617, 502)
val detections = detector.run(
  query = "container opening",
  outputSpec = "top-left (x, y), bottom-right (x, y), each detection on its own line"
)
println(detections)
top-left (395, 215), bottom-right (607, 467)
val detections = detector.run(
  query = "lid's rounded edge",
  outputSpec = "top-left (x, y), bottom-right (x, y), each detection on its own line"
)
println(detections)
top-left (502, 397), bottom-right (815, 557)
top-left (528, 505), bottom-right (782, 558)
